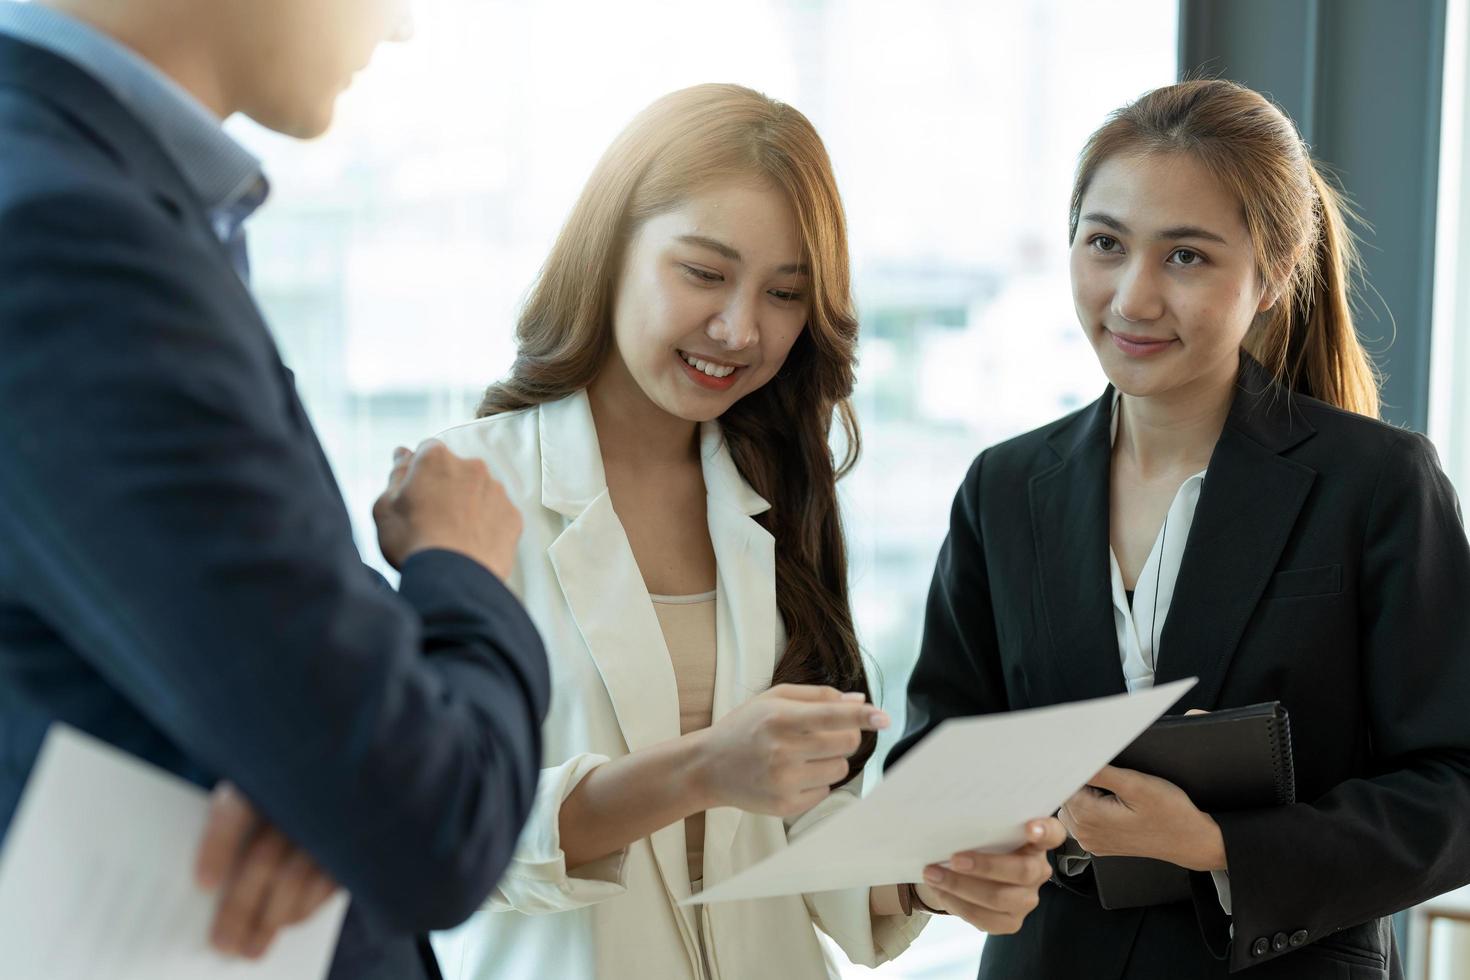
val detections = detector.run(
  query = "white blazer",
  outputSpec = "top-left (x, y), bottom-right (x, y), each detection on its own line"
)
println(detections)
top-left (428, 391), bottom-right (925, 980)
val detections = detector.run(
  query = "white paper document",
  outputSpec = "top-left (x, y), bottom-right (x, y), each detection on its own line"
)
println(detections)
top-left (685, 678), bottom-right (1196, 906)
top-left (0, 725), bottom-right (348, 980)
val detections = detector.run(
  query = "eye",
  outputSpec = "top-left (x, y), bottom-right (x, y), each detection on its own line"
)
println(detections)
top-left (1089, 235), bottom-right (1121, 253)
top-left (1169, 248), bottom-right (1206, 267)
top-left (768, 288), bottom-right (805, 303)
top-left (679, 263), bottom-right (723, 284)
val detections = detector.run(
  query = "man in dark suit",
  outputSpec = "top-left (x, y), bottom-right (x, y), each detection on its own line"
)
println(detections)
top-left (0, 2), bottom-right (551, 978)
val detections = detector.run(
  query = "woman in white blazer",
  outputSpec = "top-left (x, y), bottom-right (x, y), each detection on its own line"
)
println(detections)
top-left (429, 84), bottom-right (1065, 980)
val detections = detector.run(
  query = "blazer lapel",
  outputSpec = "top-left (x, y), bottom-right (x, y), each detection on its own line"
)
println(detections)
top-left (539, 393), bottom-right (693, 904)
top-left (1154, 359), bottom-right (1318, 707)
top-left (698, 423), bottom-right (776, 876)
top-left (0, 36), bottom-right (250, 292)
top-left (0, 36), bottom-right (287, 382)
top-left (0, 36), bottom-right (194, 221)
top-left (1029, 391), bottom-right (1129, 704)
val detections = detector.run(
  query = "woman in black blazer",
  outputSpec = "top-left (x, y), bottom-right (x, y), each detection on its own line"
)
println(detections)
top-left (889, 79), bottom-right (1470, 979)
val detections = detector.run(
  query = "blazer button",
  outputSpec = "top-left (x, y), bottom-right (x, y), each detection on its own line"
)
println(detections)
top-left (1272, 932), bottom-right (1289, 952)
top-left (1289, 930), bottom-right (1308, 947)
top-left (1251, 937), bottom-right (1270, 957)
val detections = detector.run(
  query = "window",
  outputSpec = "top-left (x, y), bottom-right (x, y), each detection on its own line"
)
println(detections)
top-left (1431, 0), bottom-right (1470, 502)
top-left (232, 1), bottom-right (1178, 974)
top-left (1424, 3), bottom-right (1470, 976)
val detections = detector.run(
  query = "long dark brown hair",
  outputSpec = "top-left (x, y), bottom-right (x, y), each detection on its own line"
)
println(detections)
top-left (477, 84), bottom-right (875, 778)
top-left (1069, 79), bottom-right (1381, 417)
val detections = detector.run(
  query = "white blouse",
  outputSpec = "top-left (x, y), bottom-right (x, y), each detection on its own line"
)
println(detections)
top-left (1062, 394), bottom-right (1233, 914)
top-left (1108, 395), bottom-right (1208, 694)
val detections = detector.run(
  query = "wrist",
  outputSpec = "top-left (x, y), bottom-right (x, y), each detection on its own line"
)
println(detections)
top-left (912, 882), bottom-right (949, 913)
top-left (678, 729), bottom-right (722, 813)
top-left (1182, 812), bottom-right (1228, 872)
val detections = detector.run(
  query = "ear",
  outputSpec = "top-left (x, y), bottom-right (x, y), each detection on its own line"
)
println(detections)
top-left (1255, 283), bottom-right (1280, 316)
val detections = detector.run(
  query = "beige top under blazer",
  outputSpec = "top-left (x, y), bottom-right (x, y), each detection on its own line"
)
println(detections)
top-left (428, 390), bottom-right (926, 980)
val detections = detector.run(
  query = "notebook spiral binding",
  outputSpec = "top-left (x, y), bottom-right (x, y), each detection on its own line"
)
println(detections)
top-left (1092, 701), bottom-right (1299, 910)
top-left (1269, 707), bottom-right (1297, 805)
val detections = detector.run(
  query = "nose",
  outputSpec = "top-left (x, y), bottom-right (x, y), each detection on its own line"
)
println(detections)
top-left (707, 294), bottom-right (758, 351)
top-left (1111, 260), bottom-right (1165, 324)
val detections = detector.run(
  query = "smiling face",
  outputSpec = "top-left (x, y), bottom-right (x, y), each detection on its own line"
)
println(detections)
top-left (603, 182), bottom-right (811, 423)
top-left (1070, 151), bottom-right (1275, 401)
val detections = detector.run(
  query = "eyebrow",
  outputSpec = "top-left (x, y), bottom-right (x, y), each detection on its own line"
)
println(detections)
top-left (1079, 212), bottom-right (1229, 246)
top-left (676, 234), bottom-right (809, 275)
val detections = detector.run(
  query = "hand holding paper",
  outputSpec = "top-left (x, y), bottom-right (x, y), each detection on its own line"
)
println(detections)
top-left (0, 726), bottom-right (348, 980)
top-left (684, 678), bottom-right (1195, 906)
top-left (195, 782), bottom-right (342, 959)
top-left (917, 818), bottom-right (1067, 933)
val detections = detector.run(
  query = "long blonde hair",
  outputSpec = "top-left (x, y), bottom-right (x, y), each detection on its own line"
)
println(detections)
top-left (478, 84), bottom-right (874, 777)
top-left (1070, 79), bottom-right (1381, 417)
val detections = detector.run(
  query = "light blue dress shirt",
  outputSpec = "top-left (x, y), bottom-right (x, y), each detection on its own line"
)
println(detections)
top-left (0, 0), bottom-right (269, 281)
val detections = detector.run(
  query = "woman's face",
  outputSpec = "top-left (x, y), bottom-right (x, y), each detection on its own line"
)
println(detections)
top-left (606, 182), bottom-right (811, 423)
top-left (1070, 151), bottom-right (1275, 401)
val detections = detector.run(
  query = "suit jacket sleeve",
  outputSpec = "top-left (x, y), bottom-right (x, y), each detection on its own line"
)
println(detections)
top-left (887, 451), bottom-right (1097, 896)
top-left (0, 186), bottom-right (551, 933)
top-left (887, 453), bottom-right (1009, 767)
top-left (1210, 431), bottom-right (1470, 972)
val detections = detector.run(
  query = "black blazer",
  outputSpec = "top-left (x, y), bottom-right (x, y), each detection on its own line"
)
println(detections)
top-left (0, 36), bottom-right (550, 980)
top-left (888, 356), bottom-right (1470, 979)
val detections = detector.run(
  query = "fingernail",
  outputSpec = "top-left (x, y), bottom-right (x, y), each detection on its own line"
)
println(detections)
top-left (840, 692), bottom-right (866, 702)
top-left (868, 711), bottom-right (889, 729)
top-left (1030, 822), bottom-right (1045, 839)
top-left (924, 867), bottom-right (943, 884)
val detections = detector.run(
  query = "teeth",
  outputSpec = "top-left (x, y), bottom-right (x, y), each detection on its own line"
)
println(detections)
top-left (680, 351), bottom-right (735, 379)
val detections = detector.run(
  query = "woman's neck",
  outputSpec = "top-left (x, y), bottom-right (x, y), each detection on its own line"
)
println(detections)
top-left (586, 357), bottom-right (700, 471)
top-left (1115, 357), bottom-right (1239, 477)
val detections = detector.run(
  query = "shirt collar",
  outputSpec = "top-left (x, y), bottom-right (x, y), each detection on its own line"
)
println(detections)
top-left (0, 1), bottom-right (268, 223)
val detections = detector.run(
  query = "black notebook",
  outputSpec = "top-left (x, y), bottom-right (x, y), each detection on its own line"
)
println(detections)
top-left (1091, 701), bottom-right (1295, 910)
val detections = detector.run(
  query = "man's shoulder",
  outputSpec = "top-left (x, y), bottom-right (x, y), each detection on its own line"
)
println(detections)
top-left (0, 90), bottom-right (270, 400)
top-left (0, 84), bottom-right (130, 209)
top-left (0, 107), bottom-right (204, 295)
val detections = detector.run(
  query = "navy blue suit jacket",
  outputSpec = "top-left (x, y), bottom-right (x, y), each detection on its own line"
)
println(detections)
top-left (0, 36), bottom-right (550, 980)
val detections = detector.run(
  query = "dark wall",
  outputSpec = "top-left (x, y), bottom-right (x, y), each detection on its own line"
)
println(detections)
top-left (1179, 0), bottom-right (1449, 431)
